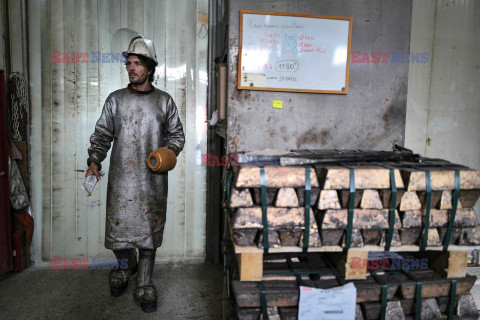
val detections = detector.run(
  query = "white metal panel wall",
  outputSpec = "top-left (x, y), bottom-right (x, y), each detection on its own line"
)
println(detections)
top-left (28, 0), bottom-right (208, 261)
top-left (406, 0), bottom-right (480, 213)
top-left (407, 0), bottom-right (480, 169)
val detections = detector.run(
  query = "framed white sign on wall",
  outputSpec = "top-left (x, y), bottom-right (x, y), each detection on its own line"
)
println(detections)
top-left (238, 10), bottom-right (353, 94)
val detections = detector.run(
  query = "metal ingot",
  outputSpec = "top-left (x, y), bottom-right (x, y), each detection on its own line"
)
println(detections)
top-left (147, 148), bottom-right (177, 172)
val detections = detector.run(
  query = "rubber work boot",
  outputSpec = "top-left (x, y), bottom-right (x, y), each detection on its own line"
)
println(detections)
top-left (133, 248), bottom-right (157, 312)
top-left (109, 264), bottom-right (138, 297)
top-left (110, 248), bottom-right (138, 297)
top-left (133, 285), bottom-right (158, 313)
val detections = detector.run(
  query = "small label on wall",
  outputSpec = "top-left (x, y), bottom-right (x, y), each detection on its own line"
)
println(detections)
top-left (272, 100), bottom-right (283, 109)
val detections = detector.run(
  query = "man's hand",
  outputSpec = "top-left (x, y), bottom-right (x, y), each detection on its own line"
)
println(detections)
top-left (86, 162), bottom-right (101, 180)
top-left (159, 146), bottom-right (168, 150)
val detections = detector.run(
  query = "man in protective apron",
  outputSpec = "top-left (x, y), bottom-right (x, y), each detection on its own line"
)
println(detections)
top-left (85, 35), bottom-right (185, 313)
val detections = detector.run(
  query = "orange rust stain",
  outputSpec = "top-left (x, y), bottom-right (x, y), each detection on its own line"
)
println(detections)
top-left (115, 195), bottom-right (119, 200)
top-left (126, 160), bottom-right (137, 169)
top-left (110, 206), bottom-right (115, 211)
top-left (115, 221), bottom-right (119, 227)
top-left (135, 121), bottom-right (138, 124)
top-left (152, 217), bottom-right (162, 232)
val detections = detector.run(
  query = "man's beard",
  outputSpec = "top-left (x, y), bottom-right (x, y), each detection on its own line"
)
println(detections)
top-left (129, 73), bottom-right (149, 86)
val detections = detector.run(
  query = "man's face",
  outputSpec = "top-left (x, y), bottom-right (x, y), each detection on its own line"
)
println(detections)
top-left (126, 55), bottom-right (150, 85)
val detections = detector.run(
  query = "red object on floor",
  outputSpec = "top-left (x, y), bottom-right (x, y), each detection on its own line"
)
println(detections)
top-left (0, 70), bottom-right (12, 277)
top-left (12, 231), bottom-right (24, 272)
top-left (14, 210), bottom-right (34, 244)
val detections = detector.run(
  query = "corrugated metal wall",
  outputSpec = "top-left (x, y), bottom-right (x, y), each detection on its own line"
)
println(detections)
top-left (28, 0), bottom-right (208, 261)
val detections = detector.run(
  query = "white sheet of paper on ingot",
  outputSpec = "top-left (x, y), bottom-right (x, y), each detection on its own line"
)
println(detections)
top-left (298, 282), bottom-right (356, 320)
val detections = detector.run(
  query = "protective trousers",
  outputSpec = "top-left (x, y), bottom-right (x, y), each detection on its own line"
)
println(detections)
top-left (113, 248), bottom-right (156, 285)
top-left (137, 248), bottom-right (156, 287)
top-left (113, 248), bottom-right (137, 273)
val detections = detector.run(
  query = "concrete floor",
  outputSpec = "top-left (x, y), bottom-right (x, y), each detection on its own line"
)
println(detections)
top-left (0, 259), bottom-right (224, 320)
top-left (3, 263), bottom-right (480, 320)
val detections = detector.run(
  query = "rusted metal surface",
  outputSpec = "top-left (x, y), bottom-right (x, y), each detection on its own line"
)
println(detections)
top-left (339, 190), bottom-right (363, 209)
top-left (379, 189), bottom-right (404, 209)
top-left (251, 188), bottom-right (277, 205)
top-left (234, 166), bottom-right (319, 188)
top-left (399, 191), bottom-right (422, 211)
top-left (233, 229), bottom-right (257, 246)
top-left (320, 229), bottom-right (344, 246)
top-left (229, 161), bottom-right (480, 250)
top-left (401, 168), bottom-right (480, 191)
top-left (318, 190), bottom-right (341, 210)
top-left (457, 294), bottom-right (479, 317)
top-left (440, 190), bottom-right (480, 209)
top-left (295, 187), bottom-right (320, 207)
top-left (362, 300), bottom-right (406, 320)
top-left (316, 166), bottom-right (405, 190)
top-left (232, 207), bottom-right (317, 230)
top-left (359, 190), bottom-right (383, 209)
top-left (402, 210), bottom-right (422, 228)
top-left (229, 188), bottom-right (254, 208)
top-left (418, 228), bottom-right (441, 246)
top-left (422, 208), bottom-right (477, 228)
top-left (461, 227), bottom-right (480, 245)
top-left (232, 273), bottom-right (402, 307)
top-left (390, 271), bottom-right (476, 299)
top-left (319, 209), bottom-right (401, 230)
top-left (273, 188), bottom-right (298, 207)
top-left (400, 228), bottom-right (421, 245)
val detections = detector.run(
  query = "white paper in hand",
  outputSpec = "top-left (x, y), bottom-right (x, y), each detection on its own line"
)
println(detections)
top-left (81, 171), bottom-right (105, 196)
top-left (298, 282), bottom-right (356, 320)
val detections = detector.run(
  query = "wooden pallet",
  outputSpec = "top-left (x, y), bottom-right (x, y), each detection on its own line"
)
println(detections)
top-left (229, 217), bottom-right (468, 281)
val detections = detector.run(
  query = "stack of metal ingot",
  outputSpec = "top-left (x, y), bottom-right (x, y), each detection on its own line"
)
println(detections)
top-left (225, 150), bottom-right (480, 319)
top-left (230, 253), bottom-right (479, 320)
top-left (230, 166), bottom-right (321, 249)
top-left (228, 161), bottom-right (480, 250)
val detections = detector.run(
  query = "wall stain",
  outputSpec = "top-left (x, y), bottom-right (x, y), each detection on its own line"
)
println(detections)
top-left (230, 88), bottom-right (251, 102)
top-left (296, 128), bottom-right (332, 148)
top-left (383, 81), bottom-right (407, 134)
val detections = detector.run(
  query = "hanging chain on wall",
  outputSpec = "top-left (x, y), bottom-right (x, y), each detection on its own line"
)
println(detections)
top-left (9, 72), bottom-right (28, 141)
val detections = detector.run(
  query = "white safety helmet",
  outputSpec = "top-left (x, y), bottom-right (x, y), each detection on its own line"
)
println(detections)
top-left (122, 35), bottom-right (158, 66)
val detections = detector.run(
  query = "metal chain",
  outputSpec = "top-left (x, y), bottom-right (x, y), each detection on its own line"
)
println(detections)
top-left (9, 72), bottom-right (28, 141)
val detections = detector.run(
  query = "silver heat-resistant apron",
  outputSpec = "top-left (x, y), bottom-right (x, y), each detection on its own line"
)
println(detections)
top-left (87, 86), bottom-right (185, 250)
